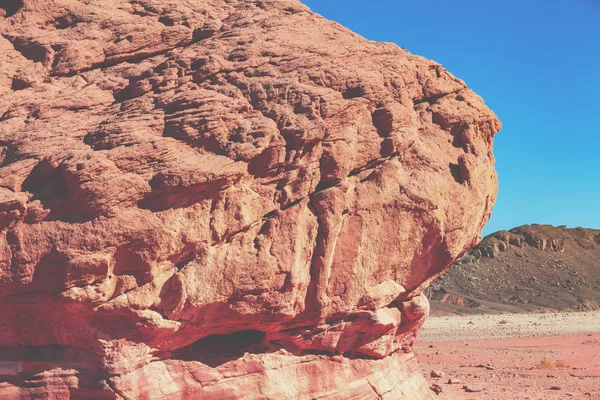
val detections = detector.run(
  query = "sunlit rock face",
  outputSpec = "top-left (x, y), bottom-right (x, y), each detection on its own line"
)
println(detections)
top-left (0, 0), bottom-right (500, 398)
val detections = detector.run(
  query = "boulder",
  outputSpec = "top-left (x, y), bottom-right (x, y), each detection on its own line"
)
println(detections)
top-left (0, 0), bottom-right (500, 398)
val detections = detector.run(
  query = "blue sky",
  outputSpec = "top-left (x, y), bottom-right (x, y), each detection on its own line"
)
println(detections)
top-left (302, 0), bottom-right (600, 235)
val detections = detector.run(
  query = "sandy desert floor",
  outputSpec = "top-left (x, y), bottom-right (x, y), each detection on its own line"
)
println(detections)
top-left (415, 312), bottom-right (600, 399)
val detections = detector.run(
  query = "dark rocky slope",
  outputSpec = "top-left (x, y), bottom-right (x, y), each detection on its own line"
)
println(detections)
top-left (428, 225), bottom-right (600, 314)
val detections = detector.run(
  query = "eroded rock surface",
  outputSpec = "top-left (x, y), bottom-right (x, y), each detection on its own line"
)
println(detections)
top-left (0, 0), bottom-right (500, 398)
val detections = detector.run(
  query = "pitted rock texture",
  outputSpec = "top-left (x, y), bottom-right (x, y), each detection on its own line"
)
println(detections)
top-left (0, 0), bottom-right (500, 398)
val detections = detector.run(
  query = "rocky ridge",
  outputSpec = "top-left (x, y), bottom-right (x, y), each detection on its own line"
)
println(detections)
top-left (429, 225), bottom-right (600, 314)
top-left (0, 0), bottom-right (500, 398)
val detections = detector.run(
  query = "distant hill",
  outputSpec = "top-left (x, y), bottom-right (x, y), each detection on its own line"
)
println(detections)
top-left (427, 224), bottom-right (600, 315)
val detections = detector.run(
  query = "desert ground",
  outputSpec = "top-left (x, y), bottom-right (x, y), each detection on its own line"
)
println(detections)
top-left (415, 312), bottom-right (600, 399)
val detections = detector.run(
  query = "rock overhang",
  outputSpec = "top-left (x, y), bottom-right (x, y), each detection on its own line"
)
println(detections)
top-left (0, 1), bottom-right (500, 398)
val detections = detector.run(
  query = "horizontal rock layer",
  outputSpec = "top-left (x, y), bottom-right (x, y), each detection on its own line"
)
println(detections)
top-left (0, 0), bottom-right (500, 398)
top-left (1, 348), bottom-right (431, 399)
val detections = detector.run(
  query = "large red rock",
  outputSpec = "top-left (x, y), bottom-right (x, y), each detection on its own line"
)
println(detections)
top-left (0, 0), bottom-right (501, 398)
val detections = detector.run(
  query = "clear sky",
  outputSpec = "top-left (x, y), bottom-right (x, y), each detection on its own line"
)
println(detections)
top-left (302, 0), bottom-right (600, 235)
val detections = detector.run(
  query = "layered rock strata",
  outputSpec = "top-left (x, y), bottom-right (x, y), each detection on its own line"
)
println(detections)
top-left (0, 0), bottom-right (500, 398)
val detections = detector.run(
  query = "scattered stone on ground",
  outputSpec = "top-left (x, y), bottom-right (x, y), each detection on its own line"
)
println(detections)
top-left (463, 385), bottom-right (484, 393)
top-left (416, 314), bottom-right (600, 399)
top-left (430, 384), bottom-right (443, 395)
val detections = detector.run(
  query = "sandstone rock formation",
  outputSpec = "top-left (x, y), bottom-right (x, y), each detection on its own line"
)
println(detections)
top-left (429, 225), bottom-right (600, 314)
top-left (0, 0), bottom-right (500, 398)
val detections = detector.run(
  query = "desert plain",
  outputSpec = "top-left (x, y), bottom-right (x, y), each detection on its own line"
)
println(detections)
top-left (416, 311), bottom-right (600, 399)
